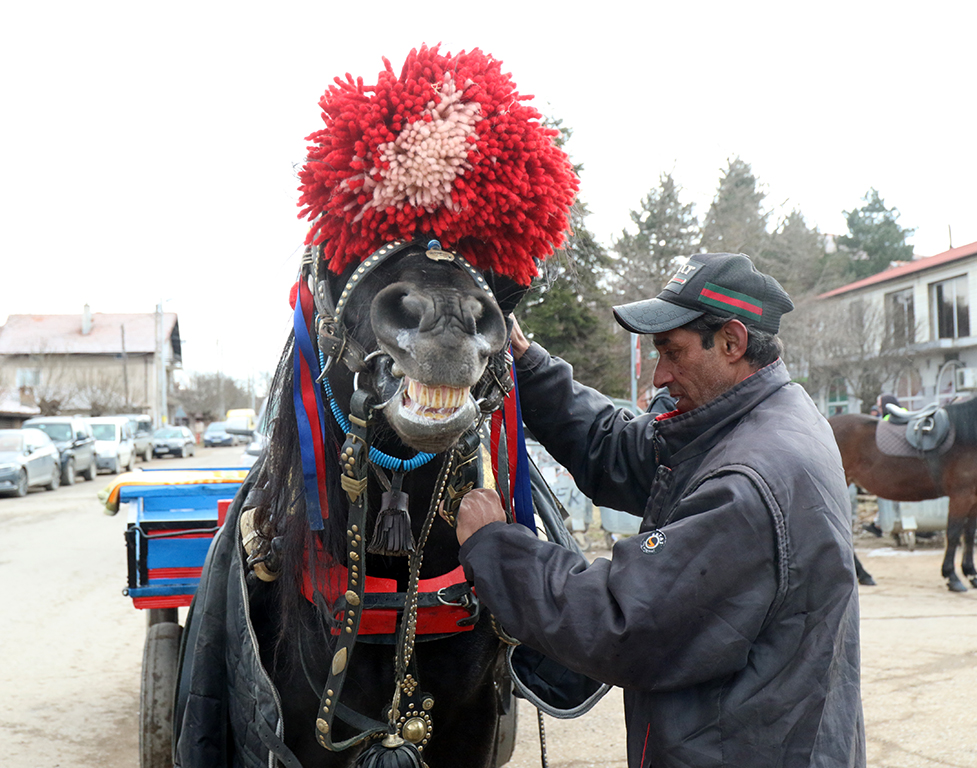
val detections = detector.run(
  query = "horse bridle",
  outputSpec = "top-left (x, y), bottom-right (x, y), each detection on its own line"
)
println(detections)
top-left (304, 238), bottom-right (517, 755)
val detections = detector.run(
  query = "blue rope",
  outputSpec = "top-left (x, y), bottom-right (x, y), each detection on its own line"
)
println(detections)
top-left (318, 347), bottom-right (436, 473)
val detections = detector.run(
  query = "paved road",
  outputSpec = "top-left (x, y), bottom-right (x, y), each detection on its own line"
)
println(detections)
top-left (3, 462), bottom-right (977, 767)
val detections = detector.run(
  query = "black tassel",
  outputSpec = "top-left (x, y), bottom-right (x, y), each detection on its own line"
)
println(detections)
top-left (367, 473), bottom-right (415, 557)
top-left (355, 735), bottom-right (423, 768)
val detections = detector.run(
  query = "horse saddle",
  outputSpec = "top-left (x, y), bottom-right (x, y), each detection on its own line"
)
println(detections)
top-left (876, 403), bottom-right (955, 457)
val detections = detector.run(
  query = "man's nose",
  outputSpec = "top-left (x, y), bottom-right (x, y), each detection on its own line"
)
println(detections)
top-left (652, 360), bottom-right (671, 388)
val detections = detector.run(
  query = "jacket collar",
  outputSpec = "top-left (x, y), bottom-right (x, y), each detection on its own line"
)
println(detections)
top-left (655, 358), bottom-right (791, 465)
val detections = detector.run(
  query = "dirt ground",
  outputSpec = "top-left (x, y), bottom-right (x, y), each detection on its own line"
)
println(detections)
top-left (4, 481), bottom-right (977, 768)
top-left (505, 505), bottom-right (977, 768)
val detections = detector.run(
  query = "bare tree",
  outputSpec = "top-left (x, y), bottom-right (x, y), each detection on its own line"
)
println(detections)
top-left (784, 297), bottom-right (918, 412)
top-left (76, 369), bottom-right (129, 416)
top-left (19, 354), bottom-right (77, 415)
top-left (174, 372), bottom-right (252, 422)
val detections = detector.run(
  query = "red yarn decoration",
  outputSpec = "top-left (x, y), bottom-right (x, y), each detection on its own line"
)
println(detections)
top-left (297, 45), bottom-right (578, 285)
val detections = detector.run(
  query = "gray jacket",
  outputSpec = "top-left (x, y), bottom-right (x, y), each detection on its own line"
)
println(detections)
top-left (460, 345), bottom-right (865, 767)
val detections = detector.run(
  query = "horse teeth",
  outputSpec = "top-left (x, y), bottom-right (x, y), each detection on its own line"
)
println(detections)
top-left (400, 380), bottom-right (470, 418)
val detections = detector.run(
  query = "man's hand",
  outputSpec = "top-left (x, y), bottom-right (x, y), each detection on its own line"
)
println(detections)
top-left (509, 316), bottom-right (530, 361)
top-left (456, 487), bottom-right (507, 546)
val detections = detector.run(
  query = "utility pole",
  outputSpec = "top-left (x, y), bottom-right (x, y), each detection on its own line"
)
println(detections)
top-left (216, 340), bottom-right (225, 420)
top-left (630, 333), bottom-right (640, 413)
top-left (156, 303), bottom-right (168, 426)
top-left (121, 324), bottom-right (130, 410)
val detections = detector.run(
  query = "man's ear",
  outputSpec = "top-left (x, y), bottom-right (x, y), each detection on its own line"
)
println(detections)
top-left (719, 320), bottom-right (749, 362)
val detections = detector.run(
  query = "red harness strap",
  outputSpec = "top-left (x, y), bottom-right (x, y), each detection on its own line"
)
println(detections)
top-left (301, 561), bottom-right (475, 636)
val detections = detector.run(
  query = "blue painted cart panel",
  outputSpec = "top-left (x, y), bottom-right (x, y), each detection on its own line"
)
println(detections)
top-left (121, 472), bottom-right (245, 607)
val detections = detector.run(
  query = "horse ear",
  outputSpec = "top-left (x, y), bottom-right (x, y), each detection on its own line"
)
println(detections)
top-left (484, 271), bottom-right (529, 315)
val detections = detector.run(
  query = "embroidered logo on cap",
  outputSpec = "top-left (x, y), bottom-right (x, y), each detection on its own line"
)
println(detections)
top-left (663, 260), bottom-right (702, 295)
top-left (698, 282), bottom-right (764, 320)
top-left (640, 529), bottom-right (667, 554)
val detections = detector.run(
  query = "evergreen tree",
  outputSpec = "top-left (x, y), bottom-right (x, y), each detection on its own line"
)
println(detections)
top-left (699, 157), bottom-right (770, 261)
top-left (612, 173), bottom-right (699, 302)
top-left (763, 210), bottom-right (829, 297)
top-left (520, 203), bottom-right (629, 398)
top-left (838, 189), bottom-right (915, 280)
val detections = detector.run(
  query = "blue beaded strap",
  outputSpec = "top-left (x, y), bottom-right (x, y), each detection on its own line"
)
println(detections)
top-left (319, 349), bottom-right (436, 473)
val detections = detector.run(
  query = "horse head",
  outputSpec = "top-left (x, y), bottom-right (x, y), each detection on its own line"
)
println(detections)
top-left (321, 240), bottom-right (514, 454)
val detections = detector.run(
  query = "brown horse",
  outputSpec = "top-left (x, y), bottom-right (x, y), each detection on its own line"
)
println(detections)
top-left (829, 401), bottom-right (977, 592)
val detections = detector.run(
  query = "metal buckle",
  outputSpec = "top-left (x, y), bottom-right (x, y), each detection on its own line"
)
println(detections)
top-left (435, 586), bottom-right (470, 609)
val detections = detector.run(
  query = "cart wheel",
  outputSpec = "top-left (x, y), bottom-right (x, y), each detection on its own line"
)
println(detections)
top-left (140, 621), bottom-right (182, 768)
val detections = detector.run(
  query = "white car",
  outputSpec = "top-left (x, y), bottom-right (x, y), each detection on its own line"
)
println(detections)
top-left (87, 417), bottom-right (137, 474)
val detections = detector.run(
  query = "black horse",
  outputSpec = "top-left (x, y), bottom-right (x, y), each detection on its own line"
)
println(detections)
top-left (175, 240), bottom-right (538, 768)
top-left (174, 44), bottom-right (590, 768)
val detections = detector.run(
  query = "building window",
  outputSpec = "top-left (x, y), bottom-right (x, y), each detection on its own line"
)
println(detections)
top-left (884, 288), bottom-right (915, 347)
top-left (894, 367), bottom-right (924, 411)
top-left (827, 377), bottom-right (849, 416)
top-left (16, 368), bottom-right (40, 388)
top-left (929, 275), bottom-right (970, 339)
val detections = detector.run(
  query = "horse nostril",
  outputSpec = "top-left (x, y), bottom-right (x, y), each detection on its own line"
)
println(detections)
top-left (373, 283), bottom-right (433, 344)
top-left (469, 294), bottom-right (506, 353)
top-left (402, 292), bottom-right (432, 330)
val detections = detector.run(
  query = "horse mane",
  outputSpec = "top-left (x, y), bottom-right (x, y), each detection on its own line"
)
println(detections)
top-left (947, 394), bottom-right (977, 444)
top-left (251, 331), bottom-right (350, 658)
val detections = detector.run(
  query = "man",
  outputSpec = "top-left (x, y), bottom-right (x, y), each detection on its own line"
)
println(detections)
top-left (457, 253), bottom-right (865, 767)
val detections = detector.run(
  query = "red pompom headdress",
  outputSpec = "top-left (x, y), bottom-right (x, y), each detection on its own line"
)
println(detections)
top-left (297, 45), bottom-right (578, 286)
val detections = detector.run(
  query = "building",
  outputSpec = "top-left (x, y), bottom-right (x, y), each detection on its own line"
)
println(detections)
top-left (816, 240), bottom-right (977, 414)
top-left (0, 305), bottom-right (181, 424)
top-left (0, 398), bottom-right (40, 429)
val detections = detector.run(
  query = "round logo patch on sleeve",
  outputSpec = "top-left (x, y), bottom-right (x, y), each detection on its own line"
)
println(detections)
top-left (640, 529), bottom-right (667, 554)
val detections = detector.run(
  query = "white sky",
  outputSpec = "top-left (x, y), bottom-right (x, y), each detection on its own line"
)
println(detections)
top-left (2, 1), bottom-right (975, 384)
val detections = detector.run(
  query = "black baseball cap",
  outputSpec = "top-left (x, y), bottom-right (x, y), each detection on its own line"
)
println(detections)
top-left (613, 253), bottom-right (793, 335)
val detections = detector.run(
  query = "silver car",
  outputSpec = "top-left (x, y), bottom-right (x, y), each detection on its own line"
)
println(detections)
top-left (152, 426), bottom-right (197, 459)
top-left (0, 428), bottom-right (62, 496)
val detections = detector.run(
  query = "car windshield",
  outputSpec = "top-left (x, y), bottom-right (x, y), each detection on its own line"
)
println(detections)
top-left (154, 428), bottom-right (182, 438)
top-left (0, 433), bottom-right (23, 452)
top-left (91, 424), bottom-right (118, 441)
top-left (31, 423), bottom-right (72, 441)
top-left (205, 422), bottom-right (227, 434)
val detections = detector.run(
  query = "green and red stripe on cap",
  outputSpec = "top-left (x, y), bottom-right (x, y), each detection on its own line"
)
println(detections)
top-left (698, 282), bottom-right (763, 320)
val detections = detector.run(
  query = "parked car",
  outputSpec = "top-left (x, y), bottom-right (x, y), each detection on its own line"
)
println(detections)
top-left (0, 428), bottom-right (62, 496)
top-left (114, 414), bottom-right (154, 462)
top-left (152, 426), bottom-right (197, 458)
top-left (87, 416), bottom-right (137, 474)
top-left (225, 408), bottom-right (257, 434)
top-left (235, 397), bottom-right (272, 468)
top-left (22, 416), bottom-right (98, 484)
top-left (202, 421), bottom-right (239, 447)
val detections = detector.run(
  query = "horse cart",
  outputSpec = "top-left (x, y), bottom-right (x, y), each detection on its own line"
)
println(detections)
top-left (110, 468), bottom-right (249, 768)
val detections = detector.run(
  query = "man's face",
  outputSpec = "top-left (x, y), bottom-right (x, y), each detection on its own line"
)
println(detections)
top-left (651, 326), bottom-right (738, 414)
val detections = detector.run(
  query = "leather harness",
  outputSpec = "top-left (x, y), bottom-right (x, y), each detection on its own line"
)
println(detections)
top-left (294, 240), bottom-right (512, 754)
